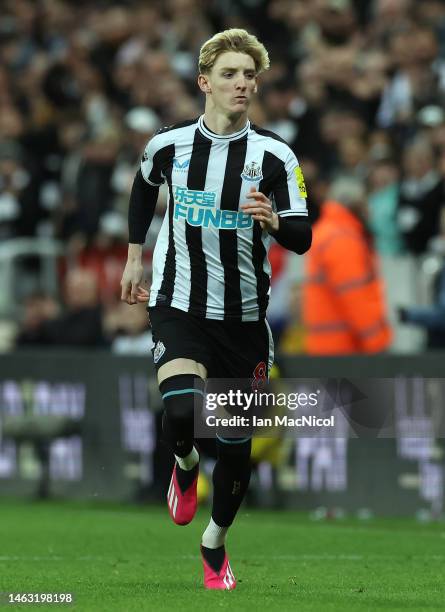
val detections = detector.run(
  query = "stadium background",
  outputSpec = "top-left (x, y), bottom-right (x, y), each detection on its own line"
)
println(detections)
top-left (1, 0), bottom-right (445, 522)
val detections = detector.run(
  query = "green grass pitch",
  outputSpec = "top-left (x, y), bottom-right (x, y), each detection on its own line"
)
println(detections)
top-left (0, 500), bottom-right (444, 611)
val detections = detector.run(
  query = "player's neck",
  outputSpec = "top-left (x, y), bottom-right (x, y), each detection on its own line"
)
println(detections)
top-left (203, 109), bottom-right (248, 136)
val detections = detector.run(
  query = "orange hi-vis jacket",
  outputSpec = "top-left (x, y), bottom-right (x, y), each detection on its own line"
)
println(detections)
top-left (302, 201), bottom-right (392, 354)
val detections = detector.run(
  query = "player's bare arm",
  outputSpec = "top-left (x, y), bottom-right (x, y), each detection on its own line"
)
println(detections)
top-left (120, 244), bottom-right (145, 305)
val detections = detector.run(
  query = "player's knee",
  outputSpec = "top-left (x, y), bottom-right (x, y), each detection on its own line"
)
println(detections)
top-left (160, 374), bottom-right (205, 422)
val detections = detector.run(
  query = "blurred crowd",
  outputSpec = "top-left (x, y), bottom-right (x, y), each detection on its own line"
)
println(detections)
top-left (1, 0), bottom-right (445, 353)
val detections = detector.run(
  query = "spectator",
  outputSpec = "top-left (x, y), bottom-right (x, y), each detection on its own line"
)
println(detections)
top-left (57, 123), bottom-right (121, 242)
top-left (398, 213), bottom-right (445, 348)
top-left (60, 211), bottom-right (153, 306)
top-left (377, 25), bottom-right (445, 131)
top-left (111, 107), bottom-right (161, 218)
top-left (302, 177), bottom-right (392, 354)
top-left (0, 140), bottom-right (42, 240)
top-left (397, 137), bottom-right (445, 254)
top-left (399, 259), bottom-right (445, 348)
top-left (15, 291), bottom-right (60, 347)
top-left (15, 268), bottom-right (106, 348)
top-left (104, 301), bottom-right (152, 354)
top-left (367, 157), bottom-right (404, 255)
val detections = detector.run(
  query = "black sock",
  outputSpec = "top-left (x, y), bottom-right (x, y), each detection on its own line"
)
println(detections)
top-left (160, 375), bottom-right (205, 458)
top-left (175, 462), bottom-right (199, 494)
top-left (211, 438), bottom-right (251, 526)
top-left (201, 545), bottom-right (225, 573)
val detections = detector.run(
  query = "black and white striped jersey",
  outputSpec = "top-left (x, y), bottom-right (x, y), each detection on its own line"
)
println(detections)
top-left (141, 115), bottom-right (308, 321)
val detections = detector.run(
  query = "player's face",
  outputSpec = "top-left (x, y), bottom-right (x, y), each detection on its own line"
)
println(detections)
top-left (206, 51), bottom-right (257, 115)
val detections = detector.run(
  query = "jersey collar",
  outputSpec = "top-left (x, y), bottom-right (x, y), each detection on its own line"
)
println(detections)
top-left (198, 115), bottom-right (250, 141)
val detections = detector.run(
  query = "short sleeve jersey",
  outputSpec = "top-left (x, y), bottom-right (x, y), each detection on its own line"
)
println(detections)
top-left (141, 115), bottom-right (308, 321)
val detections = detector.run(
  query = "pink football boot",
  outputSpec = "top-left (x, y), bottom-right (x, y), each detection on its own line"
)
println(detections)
top-left (201, 546), bottom-right (237, 590)
top-left (166, 463), bottom-right (198, 525)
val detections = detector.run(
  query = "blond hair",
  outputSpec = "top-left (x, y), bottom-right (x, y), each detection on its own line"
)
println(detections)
top-left (198, 28), bottom-right (270, 75)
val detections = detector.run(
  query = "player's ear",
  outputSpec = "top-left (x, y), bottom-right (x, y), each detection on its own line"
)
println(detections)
top-left (198, 74), bottom-right (211, 94)
top-left (253, 84), bottom-right (258, 94)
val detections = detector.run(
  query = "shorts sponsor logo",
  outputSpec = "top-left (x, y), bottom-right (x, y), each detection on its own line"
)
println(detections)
top-left (153, 341), bottom-right (166, 363)
top-left (294, 166), bottom-right (307, 198)
top-left (173, 185), bottom-right (252, 230)
top-left (241, 160), bottom-right (263, 182)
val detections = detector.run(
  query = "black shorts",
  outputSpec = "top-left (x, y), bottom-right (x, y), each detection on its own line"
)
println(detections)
top-left (149, 306), bottom-right (274, 381)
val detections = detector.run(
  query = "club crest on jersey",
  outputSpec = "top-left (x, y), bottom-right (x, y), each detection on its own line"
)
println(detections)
top-left (153, 340), bottom-right (166, 363)
top-left (241, 161), bottom-right (263, 182)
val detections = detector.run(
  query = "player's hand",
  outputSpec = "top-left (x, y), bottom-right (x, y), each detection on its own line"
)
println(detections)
top-left (120, 259), bottom-right (145, 305)
top-left (240, 186), bottom-right (279, 232)
top-left (135, 287), bottom-right (150, 303)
